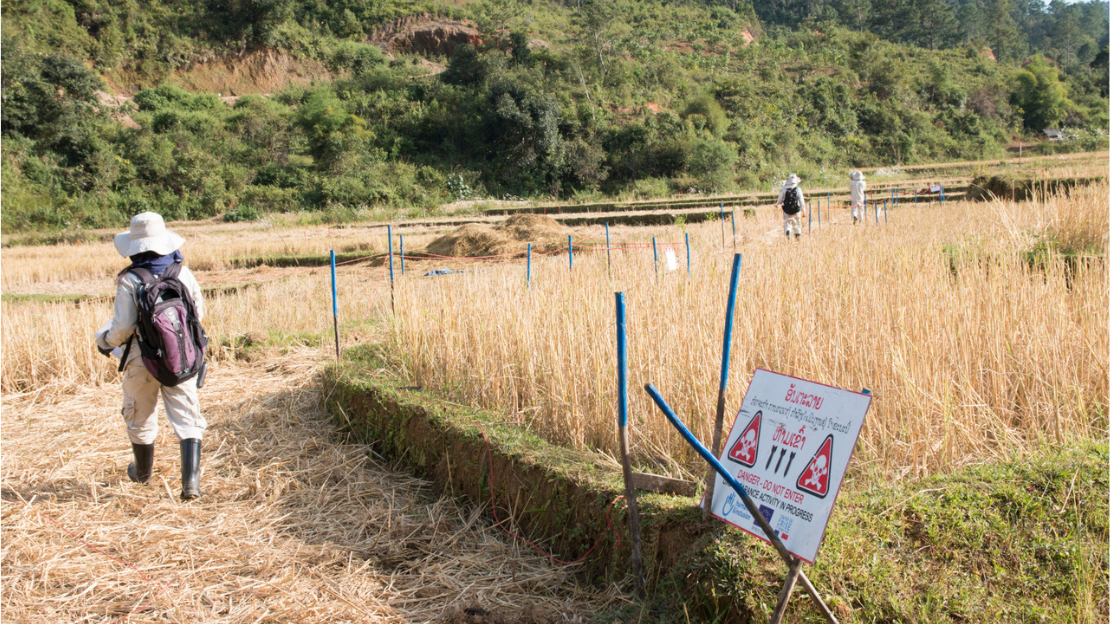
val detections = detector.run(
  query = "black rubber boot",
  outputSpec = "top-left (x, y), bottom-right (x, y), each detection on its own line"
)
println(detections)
top-left (179, 438), bottom-right (202, 500)
top-left (127, 443), bottom-right (155, 484)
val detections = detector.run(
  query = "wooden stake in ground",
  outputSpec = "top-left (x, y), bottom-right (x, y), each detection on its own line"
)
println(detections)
top-left (615, 292), bottom-right (645, 598)
top-left (703, 253), bottom-right (742, 520)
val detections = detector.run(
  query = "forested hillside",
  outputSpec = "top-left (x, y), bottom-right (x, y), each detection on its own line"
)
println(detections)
top-left (2, 0), bottom-right (1107, 231)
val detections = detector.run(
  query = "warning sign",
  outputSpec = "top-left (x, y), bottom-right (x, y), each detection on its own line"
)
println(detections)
top-left (706, 369), bottom-right (871, 563)
top-left (726, 410), bottom-right (762, 467)
top-left (796, 435), bottom-right (834, 498)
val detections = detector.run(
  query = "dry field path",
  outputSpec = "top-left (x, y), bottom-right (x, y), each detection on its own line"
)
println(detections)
top-left (1, 351), bottom-right (625, 623)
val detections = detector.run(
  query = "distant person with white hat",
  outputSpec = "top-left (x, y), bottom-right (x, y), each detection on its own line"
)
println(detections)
top-left (849, 170), bottom-right (866, 224)
top-left (775, 173), bottom-right (807, 239)
top-left (94, 212), bottom-right (208, 500)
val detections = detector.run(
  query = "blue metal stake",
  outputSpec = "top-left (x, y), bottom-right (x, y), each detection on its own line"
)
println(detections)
top-left (330, 250), bottom-right (339, 359)
top-left (643, 384), bottom-right (840, 622)
top-left (399, 234), bottom-right (405, 275)
top-left (615, 292), bottom-right (646, 596)
top-left (387, 225), bottom-right (395, 314)
top-left (730, 211), bottom-right (737, 250)
top-left (808, 202), bottom-right (812, 232)
top-left (702, 253), bottom-right (742, 518)
top-left (719, 203), bottom-right (725, 246)
top-left (652, 237), bottom-right (658, 276)
top-left (526, 242), bottom-right (532, 287)
top-left (884, 201), bottom-right (888, 223)
top-left (568, 235), bottom-right (573, 272)
top-left (387, 225), bottom-right (395, 283)
top-left (605, 222), bottom-right (612, 278)
top-left (685, 232), bottom-right (691, 276)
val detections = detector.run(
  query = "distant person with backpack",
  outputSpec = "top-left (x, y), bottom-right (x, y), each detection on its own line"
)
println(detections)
top-left (849, 170), bottom-right (866, 224)
top-left (94, 212), bottom-right (209, 500)
top-left (775, 173), bottom-right (807, 239)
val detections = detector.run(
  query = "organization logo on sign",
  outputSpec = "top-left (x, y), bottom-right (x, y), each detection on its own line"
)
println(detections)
top-left (726, 410), bottom-right (762, 467)
top-left (795, 435), bottom-right (834, 498)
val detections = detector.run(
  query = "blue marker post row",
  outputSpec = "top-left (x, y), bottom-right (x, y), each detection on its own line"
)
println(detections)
top-left (652, 237), bottom-right (659, 276)
top-left (615, 292), bottom-right (646, 597)
top-left (568, 235), bottom-right (574, 272)
top-left (526, 242), bottom-right (532, 287)
top-left (702, 253), bottom-right (742, 519)
top-left (329, 250), bottom-right (339, 359)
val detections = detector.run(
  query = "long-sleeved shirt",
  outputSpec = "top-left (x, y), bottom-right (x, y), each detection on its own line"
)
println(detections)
top-left (775, 185), bottom-right (806, 213)
top-left (850, 180), bottom-right (867, 207)
top-left (97, 265), bottom-right (204, 363)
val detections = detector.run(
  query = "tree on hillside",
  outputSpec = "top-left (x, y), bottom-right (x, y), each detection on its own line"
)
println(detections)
top-left (1011, 55), bottom-right (1070, 130)
top-left (986, 0), bottom-right (1024, 62)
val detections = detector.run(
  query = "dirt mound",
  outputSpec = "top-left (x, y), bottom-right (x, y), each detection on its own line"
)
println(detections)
top-left (104, 49), bottom-right (333, 97)
top-left (371, 13), bottom-right (482, 56)
top-left (425, 215), bottom-right (567, 258)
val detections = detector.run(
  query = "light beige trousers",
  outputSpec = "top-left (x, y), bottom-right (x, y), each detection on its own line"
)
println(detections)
top-left (120, 357), bottom-right (206, 444)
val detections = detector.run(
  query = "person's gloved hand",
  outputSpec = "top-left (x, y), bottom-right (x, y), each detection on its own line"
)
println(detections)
top-left (95, 332), bottom-right (113, 357)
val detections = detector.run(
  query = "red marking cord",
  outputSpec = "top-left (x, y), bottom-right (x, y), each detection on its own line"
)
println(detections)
top-left (11, 497), bottom-right (171, 622)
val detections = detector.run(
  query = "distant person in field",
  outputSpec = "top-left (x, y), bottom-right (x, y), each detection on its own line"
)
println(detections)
top-left (775, 173), bottom-right (806, 239)
top-left (94, 212), bottom-right (208, 500)
top-left (849, 170), bottom-right (866, 224)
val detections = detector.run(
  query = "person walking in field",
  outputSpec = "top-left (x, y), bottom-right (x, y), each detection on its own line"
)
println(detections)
top-left (849, 170), bottom-right (866, 224)
top-left (775, 173), bottom-right (807, 239)
top-left (94, 212), bottom-right (209, 500)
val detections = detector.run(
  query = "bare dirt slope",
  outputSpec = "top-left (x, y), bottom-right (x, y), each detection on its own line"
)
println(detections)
top-left (0, 351), bottom-right (621, 622)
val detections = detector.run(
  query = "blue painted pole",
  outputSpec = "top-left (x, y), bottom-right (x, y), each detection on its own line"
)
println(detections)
top-left (387, 225), bottom-right (395, 314)
top-left (646, 384), bottom-right (787, 555)
top-left (652, 237), bottom-right (658, 276)
top-left (685, 232), bottom-right (691, 276)
top-left (915, 189), bottom-right (918, 204)
top-left (702, 253), bottom-right (742, 518)
top-left (719, 203), bottom-right (725, 246)
top-left (568, 235), bottom-right (573, 272)
top-left (615, 292), bottom-right (646, 596)
top-left (884, 200), bottom-right (888, 223)
top-left (875, 201), bottom-right (879, 224)
top-left (605, 222), bottom-right (612, 277)
top-left (387, 225), bottom-right (395, 282)
top-left (330, 250), bottom-right (339, 359)
top-left (399, 234), bottom-right (405, 275)
top-left (527, 242), bottom-right (532, 287)
top-left (808, 201), bottom-right (812, 232)
top-left (730, 210), bottom-right (737, 250)
top-left (817, 198), bottom-right (821, 226)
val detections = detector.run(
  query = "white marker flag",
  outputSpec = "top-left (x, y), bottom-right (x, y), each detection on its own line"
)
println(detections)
top-left (706, 369), bottom-right (871, 563)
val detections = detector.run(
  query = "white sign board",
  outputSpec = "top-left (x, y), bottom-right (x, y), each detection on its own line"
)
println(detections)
top-left (706, 369), bottom-right (871, 563)
top-left (664, 249), bottom-right (679, 271)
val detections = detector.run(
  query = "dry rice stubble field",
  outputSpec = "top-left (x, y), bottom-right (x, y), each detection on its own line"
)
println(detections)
top-left (0, 350), bottom-right (625, 623)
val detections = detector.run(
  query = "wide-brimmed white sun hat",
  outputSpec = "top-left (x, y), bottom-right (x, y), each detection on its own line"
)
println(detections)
top-left (850, 170), bottom-right (865, 181)
top-left (785, 173), bottom-right (801, 186)
top-left (113, 212), bottom-right (185, 258)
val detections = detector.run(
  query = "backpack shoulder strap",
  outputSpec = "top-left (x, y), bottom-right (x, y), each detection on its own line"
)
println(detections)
top-left (127, 267), bottom-right (156, 284)
top-left (163, 263), bottom-right (183, 279)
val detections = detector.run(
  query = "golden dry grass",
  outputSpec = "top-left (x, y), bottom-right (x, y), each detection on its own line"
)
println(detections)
top-left (1, 351), bottom-right (622, 622)
top-left (389, 183), bottom-right (1109, 480)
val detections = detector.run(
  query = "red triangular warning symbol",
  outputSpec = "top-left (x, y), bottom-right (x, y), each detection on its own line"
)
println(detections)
top-left (726, 410), bottom-right (762, 467)
top-left (796, 435), bottom-right (834, 498)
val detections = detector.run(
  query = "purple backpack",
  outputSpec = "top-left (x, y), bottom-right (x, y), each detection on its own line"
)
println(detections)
top-left (118, 263), bottom-right (208, 387)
